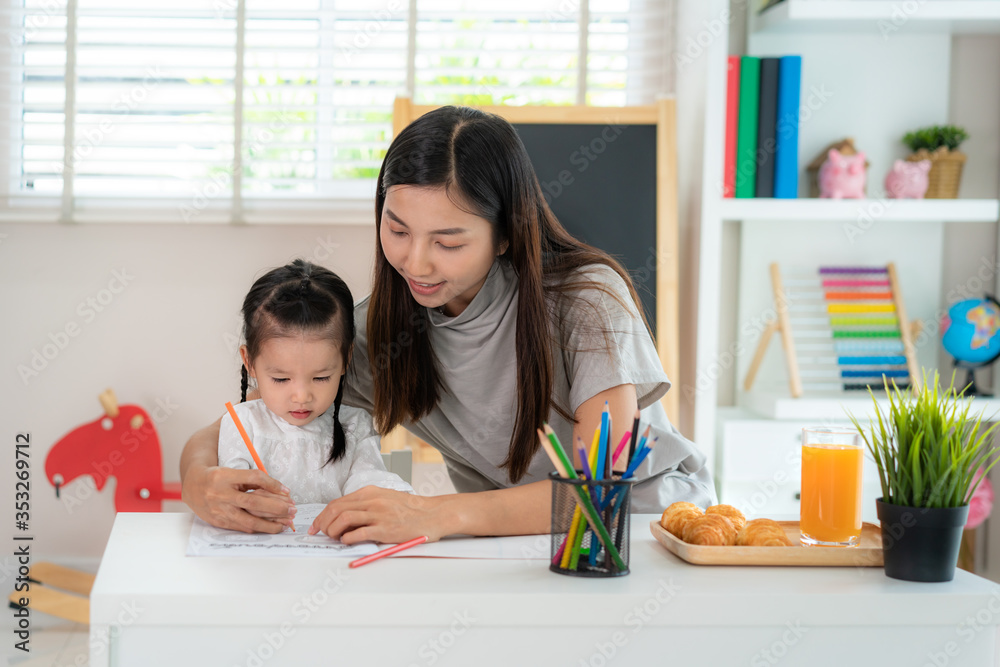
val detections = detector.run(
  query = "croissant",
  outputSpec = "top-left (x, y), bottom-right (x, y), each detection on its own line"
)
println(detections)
top-left (705, 504), bottom-right (746, 532)
top-left (736, 519), bottom-right (793, 547)
top-left (660, 502), bottom-right (704, 539)
top-left (682, 514), bottom-right (737, 546)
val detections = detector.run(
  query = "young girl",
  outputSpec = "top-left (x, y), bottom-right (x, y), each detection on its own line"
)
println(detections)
top-left (218, 259), bottom-right (413, 506)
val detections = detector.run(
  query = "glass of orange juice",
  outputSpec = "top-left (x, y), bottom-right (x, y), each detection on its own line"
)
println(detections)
top-left (800, 427), bottom-right (863, 547)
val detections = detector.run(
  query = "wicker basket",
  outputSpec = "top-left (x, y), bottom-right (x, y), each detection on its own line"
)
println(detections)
top-left (906, 147), bottom-right (965, 199)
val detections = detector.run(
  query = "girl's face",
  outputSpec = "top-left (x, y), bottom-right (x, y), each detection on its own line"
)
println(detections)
top-left (240, 335), bottom-right (345, 427)
top-left (380, 185), bottom-right (506, 317)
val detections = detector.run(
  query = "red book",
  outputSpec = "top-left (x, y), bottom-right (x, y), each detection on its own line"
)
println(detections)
top-left (723, 55), bottom-right (741, 198)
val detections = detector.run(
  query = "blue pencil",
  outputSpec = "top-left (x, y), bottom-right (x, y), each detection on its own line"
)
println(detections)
top-left (623, 441), bottom-right (654, 479)
top-left (601, 438), bottom-right (658, 510)
top-left (596, 402), bottom-right (609, 482)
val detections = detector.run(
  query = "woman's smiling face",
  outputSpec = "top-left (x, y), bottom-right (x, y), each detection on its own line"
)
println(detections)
top-left (379, 185), bottom-right (505, 317)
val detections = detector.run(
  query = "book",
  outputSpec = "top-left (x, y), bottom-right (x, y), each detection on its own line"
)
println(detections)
top-left (774, 55), bottom-right (802, 199)
top-left (755, 57), bottom-right (780, 198)
top-left (735, 56), bottom-right (760, 199)
top-left (723, 56), bottom-right (741, 198)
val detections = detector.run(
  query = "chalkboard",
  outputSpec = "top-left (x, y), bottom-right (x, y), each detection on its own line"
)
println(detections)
top-left (514, 123), bottom-right (659, 336)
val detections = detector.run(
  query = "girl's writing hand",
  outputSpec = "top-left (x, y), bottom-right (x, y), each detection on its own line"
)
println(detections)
top-left (308, 486), bottom-right (444, 544)
top-left (184, 465), bottom-right (296, 534)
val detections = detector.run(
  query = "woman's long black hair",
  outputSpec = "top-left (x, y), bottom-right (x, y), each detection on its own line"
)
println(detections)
top-left (240, 258), bottom-right (355, 465)
top-left (369, 106), bottom-right (649, 483)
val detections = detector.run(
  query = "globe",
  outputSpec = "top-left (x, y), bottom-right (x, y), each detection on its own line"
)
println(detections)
top-left (941, 297), bottom-right (1000, 395)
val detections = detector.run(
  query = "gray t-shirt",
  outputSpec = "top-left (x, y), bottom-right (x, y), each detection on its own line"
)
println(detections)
top-left (344, 260), bottom-right (717, 512)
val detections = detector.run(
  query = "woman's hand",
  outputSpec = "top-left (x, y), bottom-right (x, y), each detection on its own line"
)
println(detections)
top-left (181, 413), bottom-right (296, 534)
top-left (182, 463), bottom-right (296, 534)
top-left (308, 486), bottom-right (447, 544)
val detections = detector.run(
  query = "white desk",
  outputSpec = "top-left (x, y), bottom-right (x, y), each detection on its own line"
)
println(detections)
top-left (91, 513), bottom-right (1000, 667)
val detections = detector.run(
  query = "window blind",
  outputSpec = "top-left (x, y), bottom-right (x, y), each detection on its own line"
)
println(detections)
top-left (1, 0), bottom-right (672, 224)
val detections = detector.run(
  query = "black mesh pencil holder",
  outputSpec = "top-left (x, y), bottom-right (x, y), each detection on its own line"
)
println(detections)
top-left (549, 472), bottom-right (635, 577)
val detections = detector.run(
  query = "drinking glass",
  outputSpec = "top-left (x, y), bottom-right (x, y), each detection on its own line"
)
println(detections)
top-left (800, 427), bottom-right (863, 547)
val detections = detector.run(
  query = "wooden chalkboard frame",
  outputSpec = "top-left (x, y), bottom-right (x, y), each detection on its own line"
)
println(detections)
top-left (392, 97), bottom-right (680, 424)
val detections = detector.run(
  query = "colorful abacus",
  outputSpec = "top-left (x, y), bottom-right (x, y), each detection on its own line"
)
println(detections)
top-left (744, 263), bottom-right (921, 397)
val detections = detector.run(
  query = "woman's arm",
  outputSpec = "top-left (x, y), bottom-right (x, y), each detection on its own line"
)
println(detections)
top-left (308, 480), bottom-right (551, 544)
top-left (309, 384), bottom-right (638, 544)
top-left (571, 383), bottom-right (638, 473)
top-left (179, 416), bottom-right (296, 534)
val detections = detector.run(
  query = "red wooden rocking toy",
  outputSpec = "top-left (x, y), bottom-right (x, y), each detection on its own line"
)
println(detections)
top-left (9, 389), bottom-right (183, 624)
top-left (45, 388), bottom-right (182, 511)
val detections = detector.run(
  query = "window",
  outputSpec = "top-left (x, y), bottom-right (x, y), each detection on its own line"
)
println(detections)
top-left (2, 0), bottom-right (671, 223)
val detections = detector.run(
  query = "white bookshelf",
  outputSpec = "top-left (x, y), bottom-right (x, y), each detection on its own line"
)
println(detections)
top-left (691, 0), bottom-right (1000, 472)
top-left (757, 1), bottom-right (1000, 34)
top-left (719, 197), bottom-right (1000, 222)
top-left (742, 390), bottom-right (1000, 422)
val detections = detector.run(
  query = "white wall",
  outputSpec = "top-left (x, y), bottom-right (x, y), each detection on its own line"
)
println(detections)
top-left (1, 222), bottom-right (376, 559)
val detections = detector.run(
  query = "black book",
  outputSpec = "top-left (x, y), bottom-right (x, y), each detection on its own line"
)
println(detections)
top-left (755, 57), bottom-right (780, 198)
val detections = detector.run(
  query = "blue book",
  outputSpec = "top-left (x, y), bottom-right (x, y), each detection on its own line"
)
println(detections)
top-left (773, 55), bottom-right (801, 199)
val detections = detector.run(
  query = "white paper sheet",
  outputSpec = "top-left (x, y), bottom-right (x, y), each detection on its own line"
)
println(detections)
top-left (186, 503), bottom-right (551, 559)
top-left (186, 504), bottom-right (379, 558)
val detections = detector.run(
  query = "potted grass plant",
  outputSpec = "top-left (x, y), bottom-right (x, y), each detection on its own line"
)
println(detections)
top-left (849, 372), bottom-right (1000, 582)
top-left (902, 125), bottom-right (969, 198)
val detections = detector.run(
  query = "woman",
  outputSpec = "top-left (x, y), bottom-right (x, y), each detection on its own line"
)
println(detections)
top-left (180, 106), bottom-right (716, 544)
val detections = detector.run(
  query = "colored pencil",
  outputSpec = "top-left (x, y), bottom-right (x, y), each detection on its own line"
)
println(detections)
top-left (225, 401), bottom-right (294, 531)
top-left (539, 427), bottom-right (572, 479)
top-left (635, 425), bottom-right (651, 458)
top-left (601, 412), bottom-right (614, 570)
top-left (539, 425), bottom-right (626, 570)
top-left (585, 425), bottom-right (602, 563)
top-left (626, 409), bottom-right (640, 467)
top-left (568, 507), bottom-right (588, 570)
top-left (349, 535), bottom-right (428, 568)
top-left (596, 403), bottom-right (609, 482)
top-left (542, 429), bottom-right (581, 567)
top-left (557, 510), bottom-right (582, 568)
top-left (623, 441), bottom-right (655, 479)
top-left (578, 443), bottom-right (599, 505)
top-left (579, 431), bottom-right (602, 570)
top-left (611, 431), bottom-right (632, 467)
top-left (552, 435), bottom-right (594, 567)
top-left (604, 410), bottom-right (613, 480)
top-left (600, 437), bottom-right (659, 511)
top-left (225, 401), bottom-right (267, 473)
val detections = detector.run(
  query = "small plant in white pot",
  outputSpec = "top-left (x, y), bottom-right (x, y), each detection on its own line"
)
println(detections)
top-left (849, 372), bottom-right (999, 582)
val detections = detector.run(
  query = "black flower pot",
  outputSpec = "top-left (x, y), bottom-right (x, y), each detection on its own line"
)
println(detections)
top-left (876, 498), bottom-right (969, 583)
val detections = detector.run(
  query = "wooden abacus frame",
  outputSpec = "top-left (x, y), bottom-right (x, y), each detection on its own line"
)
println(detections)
top-left (743, 262), bottom-right (922, 397)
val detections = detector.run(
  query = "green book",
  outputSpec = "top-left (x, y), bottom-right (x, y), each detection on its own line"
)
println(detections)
top-left (735, 56), bottom-right (761, 198)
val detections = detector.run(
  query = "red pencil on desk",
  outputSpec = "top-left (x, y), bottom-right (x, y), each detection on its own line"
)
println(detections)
top-left (349, 536), bottom-right (428, 568)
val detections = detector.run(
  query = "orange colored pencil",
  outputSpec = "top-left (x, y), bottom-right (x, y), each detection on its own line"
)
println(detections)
top-left (225, 401), bottom-right (295, 532)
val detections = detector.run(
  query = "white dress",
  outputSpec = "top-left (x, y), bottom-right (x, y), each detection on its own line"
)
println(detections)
top-left (219, 400), bottom-right (413, 505)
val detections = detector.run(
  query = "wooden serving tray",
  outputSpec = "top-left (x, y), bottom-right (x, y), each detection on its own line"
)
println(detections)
top-left (649, 520), bottom-right (884, 567)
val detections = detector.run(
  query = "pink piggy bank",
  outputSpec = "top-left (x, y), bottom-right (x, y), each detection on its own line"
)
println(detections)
top-left (818, 149), bottom-right (867, 199)
top-left (884, 159), bottom-right (930, 199)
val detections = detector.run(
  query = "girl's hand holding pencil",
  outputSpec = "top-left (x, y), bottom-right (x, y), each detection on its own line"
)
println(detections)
top-left (223, 402), bottom-right (297, 532)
